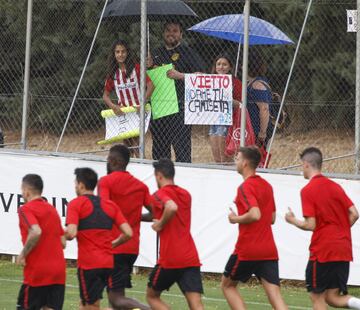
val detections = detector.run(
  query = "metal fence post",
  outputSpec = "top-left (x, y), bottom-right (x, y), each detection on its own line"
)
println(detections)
top-left (355, 0), bottom-right (360, 174)
top-left (21, 0), bottom-right (33, 150)
top-left (139, 0), bottom-right (147, 159)
top-left (240, 0), bottom-right (250, 147)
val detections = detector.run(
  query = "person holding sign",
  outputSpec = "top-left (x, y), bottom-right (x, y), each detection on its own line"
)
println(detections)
top-left (103, 39), bottom-right (154, 157)
top-left (209, 54), bottom-right (242, 163)
top-left (148, 21), bottom-right (205, 163)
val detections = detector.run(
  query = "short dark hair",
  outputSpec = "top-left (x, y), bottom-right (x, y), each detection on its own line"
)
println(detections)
top-left (238, 146), bottom-right (261, 169)
top-left (300, 147), bottom-right (323, 170)
top-left (248, 49), bottom-right (267, 77)
top-left (22, 174), bottom-right (43, 194)
top-left (74, 168), bottom-right (98, 191)
top-left (153, 158), bottom-right (175, 179)
top-left (109, 144), bottom-right (130, 170)
top-left (164, 20), bottom-right (183, 32)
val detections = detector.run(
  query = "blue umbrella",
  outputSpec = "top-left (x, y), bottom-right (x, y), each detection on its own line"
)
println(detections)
top-left (188, 14), bottom-right (293, 45)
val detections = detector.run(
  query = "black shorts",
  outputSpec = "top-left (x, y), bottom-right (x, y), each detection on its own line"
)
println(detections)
top-left (305, 260), bottom-right (349, 294)
top-left (148, 265), bottom-right (203, 294)
top-left (78, 268), bottom-right (111, 305)
top-left (108, 254), bottom-right (138, 291)
top-left (16, 284), bottom-right (65, 310)
top-left (223, 254), bottom-right (280, 286)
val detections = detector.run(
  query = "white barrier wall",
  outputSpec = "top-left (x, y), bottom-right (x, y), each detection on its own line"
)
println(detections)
top-left (0, 152), bottom-right (359, 285)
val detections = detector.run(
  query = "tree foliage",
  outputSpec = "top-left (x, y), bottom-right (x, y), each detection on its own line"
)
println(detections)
top-left (0, 0), bottom-right (356, 132)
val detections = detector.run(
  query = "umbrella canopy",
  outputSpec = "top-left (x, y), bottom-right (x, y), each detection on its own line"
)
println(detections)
top-left (103, 0), bottom-right (197, 19)
top-left (188, 14), bottom-right (293, 45)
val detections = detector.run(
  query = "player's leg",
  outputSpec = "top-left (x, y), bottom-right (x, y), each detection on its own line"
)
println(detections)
top-left (146, 265), bottom-right (176, 310)
top-left (256, 260), bottom-right (288, 310)
top-left (108, 254), bottom-right (150, 310)
top-left (324, 262), bottom-right (360, 309)
top-left (43, 284), bottom-right (65, 310)
top-left (305, 261), bottom-right (328, 310)
top-left (177, 267), bottom-right (204, 310)
top-left (310, 292), bottom-right (327, 310)
top-left (146, 287), bottom-right (169, 310)
top-left (79, 268), bottom-right (118, 310)
top-left (221, 276), bottom-right (246, 310)
top-left (16, 284), bottom-right (42, 310)
top-left (260, 278), bottom-right (288, 310)
top-left (221, 255), bottom-right (252, 310)
top-left (184, 292), bottom-right (204, 310)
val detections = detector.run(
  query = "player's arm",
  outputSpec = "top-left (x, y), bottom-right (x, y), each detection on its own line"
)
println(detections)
top-left (349, 206), bottom-right (359, 226)
top-left (141, 205), bottom-right (153, 222)
top-left (17, 224), bottom-right (42, 265)
top-left (152, 200), bottom-right (177, 232)
top-left (271, 211), bottom-right (276, 224)
top-left (228, 207), bottom-right (261, 224)
top-left (112, 223), bottom-right (133, 248)
top-left (60, 235), bottom-right (66, 249)
top-left (65, 224), bottom-right (77, 240)
top-left (285, 208), bottom-right (316, 231)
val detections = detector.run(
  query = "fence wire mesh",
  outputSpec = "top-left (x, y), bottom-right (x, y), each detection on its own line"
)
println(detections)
top-left (0, 0), bottom-right (358, 174)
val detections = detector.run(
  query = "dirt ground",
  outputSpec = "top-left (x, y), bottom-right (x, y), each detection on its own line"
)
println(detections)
top-left (2, 126), bottom-right (356, 174)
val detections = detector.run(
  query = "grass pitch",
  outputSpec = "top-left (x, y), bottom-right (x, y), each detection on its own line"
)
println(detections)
top-left (0, 259), bottom-right (359, 309)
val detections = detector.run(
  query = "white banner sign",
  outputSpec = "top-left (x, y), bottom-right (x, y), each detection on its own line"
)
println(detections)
top-left (98, 105), bottom-right (151, 145)
top-left (347, 10), bottom-right (357, 32)
top-left (0, 152), bottom-right (359, 285)
top-left (184, 74), bottom-right (233, 125)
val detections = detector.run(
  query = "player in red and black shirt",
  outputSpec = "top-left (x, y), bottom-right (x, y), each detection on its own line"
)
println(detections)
top-left (65, 168), bottom-right (132, 309)
top-left (17, 174), bottom-right (66, 310)
top-left (144, 158), bottom-right (204, 310)
top-left (98, 144), bottom-right (151, 310)
top-left (221, 147), bottom-right (288, 310)
top-left (286, 147), bottom-right (360, 309)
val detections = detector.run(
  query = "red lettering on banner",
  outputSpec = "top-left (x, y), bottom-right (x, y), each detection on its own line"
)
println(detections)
top-left (191, 75), bottom-right (231, 89)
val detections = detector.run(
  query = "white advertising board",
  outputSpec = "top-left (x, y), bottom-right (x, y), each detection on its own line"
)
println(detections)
top-left (0, 152), bottom-right (359, 285)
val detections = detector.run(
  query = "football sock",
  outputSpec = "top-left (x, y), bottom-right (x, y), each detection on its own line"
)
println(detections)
top-left (348, 297), bottom-right (360, 309)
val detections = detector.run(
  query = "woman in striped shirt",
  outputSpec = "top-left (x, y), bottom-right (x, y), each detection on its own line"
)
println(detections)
top-left (103, 39), bottom-right (154, 157)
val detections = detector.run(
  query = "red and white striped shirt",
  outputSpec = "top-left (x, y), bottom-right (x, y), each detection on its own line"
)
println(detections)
top-left (105, 63), bottom-right (150, 107)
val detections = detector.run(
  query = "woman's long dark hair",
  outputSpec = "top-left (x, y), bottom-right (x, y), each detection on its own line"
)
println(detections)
top-left (211, 54), bottom-right (234, 75)
top-left (106, 39), bottom-right (136, 80)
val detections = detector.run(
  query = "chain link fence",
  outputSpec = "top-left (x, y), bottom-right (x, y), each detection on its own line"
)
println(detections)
top-left (0, 0), bottom-right (357, 174)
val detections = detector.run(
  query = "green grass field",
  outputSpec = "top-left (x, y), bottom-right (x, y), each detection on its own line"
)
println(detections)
top-left (0, 259), bottom-right (359, 310)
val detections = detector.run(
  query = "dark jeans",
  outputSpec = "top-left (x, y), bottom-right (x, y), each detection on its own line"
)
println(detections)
top-left (150, 112), bottom-right (192, 163)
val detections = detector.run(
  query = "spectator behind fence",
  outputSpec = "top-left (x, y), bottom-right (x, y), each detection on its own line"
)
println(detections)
top-left (209, 54), bottom-right (242, 163)
top-left (247, 50), bottom-right (273, 148)
top-left (103, 39), bottom-right (154, 158)
top-left (148, 21), bottom-right (206, 163)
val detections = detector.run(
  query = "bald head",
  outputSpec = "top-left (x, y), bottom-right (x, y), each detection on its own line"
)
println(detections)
top-left (300, 147), bottom-right (322, 170)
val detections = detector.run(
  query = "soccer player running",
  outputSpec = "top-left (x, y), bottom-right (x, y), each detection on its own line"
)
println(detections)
top-left (98, 144), bottom-right (152, 310)
top-left (16, 174), bottom-right (66, 310)
top-left (221, 147), bottom-right (288, 310)
top-left (285, 147), bottom-right (360, 310)
top-left (65, 168), bottom-right (133, 310)
top-left (145, 158), bottom-right (204, 310)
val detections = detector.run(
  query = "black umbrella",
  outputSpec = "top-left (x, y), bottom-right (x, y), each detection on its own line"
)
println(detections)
top-left (103, 0), bottom-right (197, 20)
